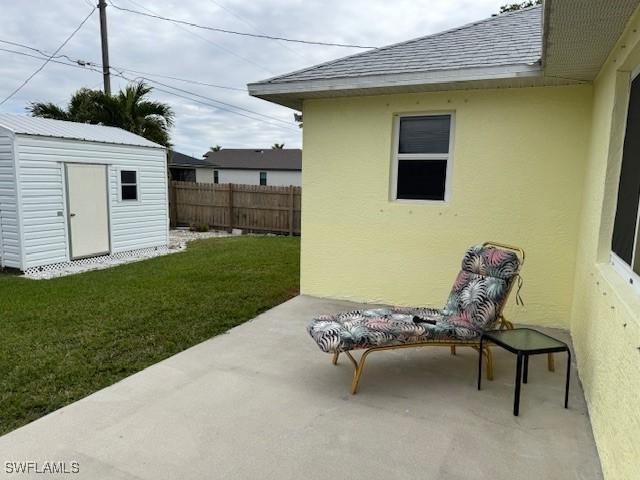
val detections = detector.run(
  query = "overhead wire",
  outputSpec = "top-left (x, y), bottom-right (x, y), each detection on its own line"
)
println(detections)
top-left (0, 44), bottom-right (299, 132)
top-left (0, 38), bottom-right (246, 92)
top-left (108, 0), bottom-right (376, 49)
top-left (0, 8), bottom-right (96, 106)
top-left (207, 0), bottom-right (306, 59)
top-left (121, 0), bottom-right (274, 74)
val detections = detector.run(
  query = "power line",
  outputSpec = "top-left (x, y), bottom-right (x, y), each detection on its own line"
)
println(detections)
top-left (0, 38), bottom-right (246, 92)
top-left (109, 69), bottom-right (300, 132)
top-left (0, 44), bottom-right (298, 132)
top-left (0, 8), bottom-right (96, 106)
top-left (207, 0), bottom-right (305, 59)
top-left (108, 1), bottom-right (376, 49)
top-left (109, 66), bottom-right (247, 92)
top-left (121, 0), bottom-right (273, 74)
top-left (115, 70), bottom-right (289, 126)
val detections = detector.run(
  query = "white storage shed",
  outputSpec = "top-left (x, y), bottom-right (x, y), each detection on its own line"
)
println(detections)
top-left (0, 113), bottom-right (169, 272)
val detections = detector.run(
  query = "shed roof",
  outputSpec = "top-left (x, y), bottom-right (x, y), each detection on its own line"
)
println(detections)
top-left (0, 113), bottom-right (164, 149)
top-left (204, 149), bottom-right (302, 171)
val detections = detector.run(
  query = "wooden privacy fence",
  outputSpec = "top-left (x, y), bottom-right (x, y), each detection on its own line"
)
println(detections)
top-left (169, 181), bottom-right (301, 235)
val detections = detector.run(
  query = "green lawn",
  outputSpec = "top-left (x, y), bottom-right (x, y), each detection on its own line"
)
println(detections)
top-left (0, 236), bottom-right (300, 435)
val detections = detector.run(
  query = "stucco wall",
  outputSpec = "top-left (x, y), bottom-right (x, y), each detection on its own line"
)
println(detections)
top-left (569, 6), bottom-right (640, 479)
top-left (217, 169), bottom-right (301, 186)
top-left (301, 85), bottom-right (592, 328)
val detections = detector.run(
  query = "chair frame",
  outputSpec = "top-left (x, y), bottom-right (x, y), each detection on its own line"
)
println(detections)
top-left (329, 241), bottom-right (551, 394)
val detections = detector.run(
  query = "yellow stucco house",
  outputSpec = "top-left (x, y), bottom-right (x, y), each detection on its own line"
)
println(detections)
top-left (249, 2), bottom-right (640, 478)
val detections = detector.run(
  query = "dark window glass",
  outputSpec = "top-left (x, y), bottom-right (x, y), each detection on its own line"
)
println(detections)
top-left (121, 185), bottom-right (138, 201)
top-left (214, 170), bottom-right (219, 184)
top-left (171, 168), bottom-right (195, 182)
top-left (612, 75), bottom-right (640, 267)
top-left (399, 115), bottom-right (451, 154)
top-left (397, 160), bottom-right (447, 200)
top-left (121, 170), bottom-right (137, 184)
top-left (260, 171), bottom-right (267, 186)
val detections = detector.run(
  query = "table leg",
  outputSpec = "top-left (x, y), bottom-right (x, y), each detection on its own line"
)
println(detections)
top-left (477, 336), bottom-right (484, 391)
top-left (514, 352), bottom-right (523, 416)
top-left (523, 354), bottom-right (529, 384)
top-left (565, 349), bottom-right (571, 409)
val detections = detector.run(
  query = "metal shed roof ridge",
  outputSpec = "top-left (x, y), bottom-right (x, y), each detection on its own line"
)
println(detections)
top-left (0, 113), bottom-right (164, 149)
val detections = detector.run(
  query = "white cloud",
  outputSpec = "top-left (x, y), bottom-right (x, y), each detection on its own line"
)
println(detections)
top-left (0, 0), bottom-right (505, 156)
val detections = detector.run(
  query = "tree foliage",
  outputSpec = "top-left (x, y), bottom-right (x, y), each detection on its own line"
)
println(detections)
top-left (28, 82), bottom-right (174, 147)
top-left (209, 145), bottom-right (222, 152)
top-left (271, 143), bottom-right (285, 149)
top-left (496, 0), bottom-right (541, 14)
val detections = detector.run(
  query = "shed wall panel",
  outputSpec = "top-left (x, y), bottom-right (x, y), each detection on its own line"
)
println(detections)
top-left (15, 136), bottom-right (168, 269)
top-left (0, 132), bottom-right (20, 268)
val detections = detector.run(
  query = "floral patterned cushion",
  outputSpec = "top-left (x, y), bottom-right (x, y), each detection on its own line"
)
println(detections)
top-left (308, 307), bottom-right (477, 354)
top-left (307, 245), bottom-right (521, 354)
top-left (443, 245), bottom-right (519, 331)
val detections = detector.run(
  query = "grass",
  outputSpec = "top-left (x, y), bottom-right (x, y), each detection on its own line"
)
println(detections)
top-left (0, 236), bottom-right (300, 436)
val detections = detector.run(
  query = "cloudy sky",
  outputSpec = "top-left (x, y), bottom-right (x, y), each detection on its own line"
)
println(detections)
top-left (0, 0), bottom-right (507, 157)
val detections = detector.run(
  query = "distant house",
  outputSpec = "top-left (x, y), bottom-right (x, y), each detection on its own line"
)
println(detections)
top-left (168, 151), bottom-right (216, 183)
top-left (204, 149), bottom-right (301, 186)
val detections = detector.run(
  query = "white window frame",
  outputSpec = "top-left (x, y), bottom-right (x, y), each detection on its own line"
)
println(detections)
top-left (259, 171), bottom-right (267, 186)
top-left (390, 111), bottom-right (455, 203)
top-left (118, 167), bottom-right (140, 202)
top-left (609, 66), bottom-right (640, 295)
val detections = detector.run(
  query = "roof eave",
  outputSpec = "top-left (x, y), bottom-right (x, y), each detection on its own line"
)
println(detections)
top-left (248, 64), bottom-right (543, 109)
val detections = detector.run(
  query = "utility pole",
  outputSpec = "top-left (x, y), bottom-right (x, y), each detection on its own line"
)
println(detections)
top-left (98, 0), bottom-right (111, 95)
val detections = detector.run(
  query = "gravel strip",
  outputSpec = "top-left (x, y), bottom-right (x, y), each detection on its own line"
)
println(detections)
top-left (23, 229), bottom-right (233, 280)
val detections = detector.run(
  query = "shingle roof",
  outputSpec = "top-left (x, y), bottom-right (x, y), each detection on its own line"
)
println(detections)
top-left (169, 150), bottom-right (216, 167)
top-left (0, 113), bottom-right (163, 148)
top-left (204, 149), bottom-right (301, 171)
top-left (253, 6), bottom-right (542, 85)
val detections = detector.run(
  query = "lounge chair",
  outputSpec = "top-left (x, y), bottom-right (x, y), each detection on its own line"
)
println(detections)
top-left (307, 242), bottom-right (526, 393)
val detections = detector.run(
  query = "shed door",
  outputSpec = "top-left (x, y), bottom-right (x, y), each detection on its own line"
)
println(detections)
top-left (66, 164), bottom-right (110, 259)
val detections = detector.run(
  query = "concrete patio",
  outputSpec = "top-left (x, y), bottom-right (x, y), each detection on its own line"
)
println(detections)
top-left (0, 296), bottom-right (602, 480)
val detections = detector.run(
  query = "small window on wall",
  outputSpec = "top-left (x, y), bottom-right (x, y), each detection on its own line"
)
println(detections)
top-left (260, 171), bottom-right (267, 186)
top-left (392, 113), bottom-right (453, 201)
top-left (120, 170), bottom-right (138, 201)
top-left (610, 72), bottom-right (640, 292)
top-left (214, 170), bottom-right (219, 184)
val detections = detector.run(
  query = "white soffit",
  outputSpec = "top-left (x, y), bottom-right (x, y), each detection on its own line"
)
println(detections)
top-left (543, 0), bottom-right (640, 81)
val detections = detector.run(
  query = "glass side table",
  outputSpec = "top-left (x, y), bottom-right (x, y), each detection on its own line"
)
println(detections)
top-left (478, 328), bottom-right (571, 416)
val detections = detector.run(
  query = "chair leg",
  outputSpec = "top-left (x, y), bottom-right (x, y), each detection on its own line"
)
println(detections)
top-left (346, 350), bottom-right (372, 395)
top-left (332, 352), bottom-right (340, 365)
top-left (548, 353), bottom-right (555, 372)
top-left (450, 345), bottom-right (457, 356)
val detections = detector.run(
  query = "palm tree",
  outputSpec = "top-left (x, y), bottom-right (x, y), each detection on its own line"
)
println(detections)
top-left (209, 145), bottom-right (222, 152)
top-left (28, 82), bottom-right (174, 146)
top-left (271, 143), bottom-right (285, 149)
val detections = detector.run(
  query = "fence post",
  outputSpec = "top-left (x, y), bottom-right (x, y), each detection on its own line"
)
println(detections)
top-left (169, 181), bottom-right (177, 228)
top-left (288, 185), bottom-right (294, 236)
top-left (228, 183), bottom-right (234, 232)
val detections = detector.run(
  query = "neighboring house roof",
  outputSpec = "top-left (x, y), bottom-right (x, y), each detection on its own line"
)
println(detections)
top-left (204, 149), bottom-right (302, 171)
top-left (169, 150), bottom-right (216, 168)
top-left (249, 2), bottom-right (640, 109)
top-left (0, 113), bottom-right (163, 148)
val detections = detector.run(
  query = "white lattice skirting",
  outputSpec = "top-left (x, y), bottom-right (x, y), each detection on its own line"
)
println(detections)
top-left (23, 245), bottom-right (177, 279)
